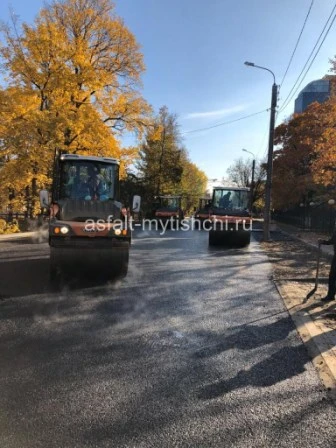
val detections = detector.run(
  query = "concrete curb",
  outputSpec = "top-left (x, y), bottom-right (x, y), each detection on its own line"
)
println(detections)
top-left (263, 224), bottom-right (336, 395)
top-left (0, 231), bottom-right (36, 241)
top-left (274, 280), bottom-right (336, 398)
top-left (0, 229), bottom-right (48, 242)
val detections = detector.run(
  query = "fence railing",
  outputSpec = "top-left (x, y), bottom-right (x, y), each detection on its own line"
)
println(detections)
top-left (0, 213), bottom-right (27, 222)
top-left (273, 206), bottom-right (336, 233)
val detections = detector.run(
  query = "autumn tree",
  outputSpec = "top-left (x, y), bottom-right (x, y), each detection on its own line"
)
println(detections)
top-left (270, 62), bottom-right (336, 209)
top-left (227, 157), bottom-right (253, 187)
top-left (309, 101), bottom-right (336, 187)
top-left (0, 0), bottom-right (151, 215)
top-left (138, 106), bottom-right (185, 198)
top-left (180, 160), bottom-right (207, 213)
top-left (272, 100), bottom-right (336, 209)
top-left (137, 106), bottom-right (207, 213)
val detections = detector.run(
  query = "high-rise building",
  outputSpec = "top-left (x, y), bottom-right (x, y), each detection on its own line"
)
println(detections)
top-left (294, 76), bottom-right (336, 113)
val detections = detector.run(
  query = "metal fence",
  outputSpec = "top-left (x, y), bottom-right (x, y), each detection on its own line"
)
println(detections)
top-left (273, 206), bottom-right (336, 233)
top-left (0, 213), bottom-right (27, 222)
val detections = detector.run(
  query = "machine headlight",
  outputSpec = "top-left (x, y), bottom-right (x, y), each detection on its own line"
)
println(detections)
top-left (114, 229), bottom-right (121, 236)
top-left (60, 226), bottom-right (69, 234)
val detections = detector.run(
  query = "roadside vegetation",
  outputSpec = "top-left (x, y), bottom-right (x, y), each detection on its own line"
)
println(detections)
top-left (0, 219), bottom-right (20, 235)
top-left (225, 76), bottom-right (336, 221)
top-left (272, 81), bottom-right (336, 209)
top-left (0, 0), bottom-right (207, 222)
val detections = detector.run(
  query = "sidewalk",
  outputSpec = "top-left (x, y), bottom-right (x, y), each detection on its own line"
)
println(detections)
top-left (270, 221), bottom-right (336, 396)
top-left (274, 221), bottom-right (334, 257)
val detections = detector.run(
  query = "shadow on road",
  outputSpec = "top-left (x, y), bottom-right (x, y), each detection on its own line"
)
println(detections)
top-left (198, 344), bottom-right (308, 399)
top-left (195, 309), bottom-right (336, 400)
top-left (0, 258), bottom-right (50, 299)
top-left (194, 315), bottom-right (313, 400)
top-left (0, 257), bottom-right (125, 299)
top-left (194, 316), bottom-right (293, 359)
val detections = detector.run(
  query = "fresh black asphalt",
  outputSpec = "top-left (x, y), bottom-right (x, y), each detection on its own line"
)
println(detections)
top-left (0, 229), bottom-right (335, 447)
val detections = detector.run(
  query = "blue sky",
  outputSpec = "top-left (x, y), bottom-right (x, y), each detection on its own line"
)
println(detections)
top-left (1, 0), bottom-right (336, 179)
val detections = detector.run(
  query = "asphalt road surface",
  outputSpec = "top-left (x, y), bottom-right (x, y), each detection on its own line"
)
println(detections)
top-left (0, 229), bottom-right (336, 447)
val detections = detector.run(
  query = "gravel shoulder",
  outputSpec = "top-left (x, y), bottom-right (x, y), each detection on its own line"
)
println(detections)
top-left (256, 225), bottom-right (336, 394)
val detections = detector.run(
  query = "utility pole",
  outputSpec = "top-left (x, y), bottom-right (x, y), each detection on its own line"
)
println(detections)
top-left (263, 82), bottom-right (278, 241)
top-left (251, 158), bottom-right (255, 213)
top-left (244, 62), bottom-right (277, 241)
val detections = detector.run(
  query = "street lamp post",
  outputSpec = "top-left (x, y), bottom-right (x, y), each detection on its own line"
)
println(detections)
top-left (242, 148), bottom-right (256, 213)
top-left (244, 61), bottom-right (278, 241)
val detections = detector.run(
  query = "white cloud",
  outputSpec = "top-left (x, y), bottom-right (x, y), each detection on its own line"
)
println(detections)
top-left (184, 105), bottom-right (248, 120)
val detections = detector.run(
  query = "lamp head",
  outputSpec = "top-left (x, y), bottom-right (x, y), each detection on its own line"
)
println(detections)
top-left (244, 61), bottom-right (255, 67)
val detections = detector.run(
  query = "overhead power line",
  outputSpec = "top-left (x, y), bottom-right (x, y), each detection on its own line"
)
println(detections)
top-left (279, 2), bottom-right (336, 113)
top-left (280, 0), bottom-right (314, 88)
top-left (181, 109), bottom-right (269, 135)
top-left (280, 12), bottom-right (336, 112)
top-left (256, 123), bottom-right (270, 159)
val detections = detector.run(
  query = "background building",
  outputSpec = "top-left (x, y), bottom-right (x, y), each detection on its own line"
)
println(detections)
top-left (294, 76), bottom-right (336, 114)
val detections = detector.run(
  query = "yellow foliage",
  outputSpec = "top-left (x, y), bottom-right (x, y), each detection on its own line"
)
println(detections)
top-left (273, 99), bottom-right (336, 207)
top-left (0, 219), bottom-right (20, 234)
top-left (0, 0), bottom-right (151, 212)
top-left (302, 101), bottom-right (336, 187)
top-left (180, 161), bottom-right (208, 212)
top-left (150, 125), bottom-right (164, 142)
top-left (138, 106), bottom-right (207, 209)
